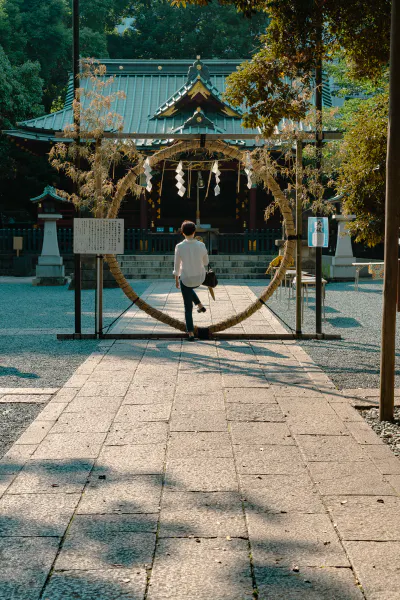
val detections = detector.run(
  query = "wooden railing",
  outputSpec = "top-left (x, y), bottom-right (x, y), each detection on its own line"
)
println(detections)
top-left (0, 228), bottom-right (281, 255)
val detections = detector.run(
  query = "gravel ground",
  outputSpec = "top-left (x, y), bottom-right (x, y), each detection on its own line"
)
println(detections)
top-left (250, 279), bottom-right (400, 390)
top-left (360, 407), bottom-right (400, 457)
top-left (0, 279), bottom-right (149, 388)
top-left (0, 403), bottom-right (44, 457)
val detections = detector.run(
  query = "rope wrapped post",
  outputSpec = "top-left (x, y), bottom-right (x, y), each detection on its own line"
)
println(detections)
top-left (105, 139), bottom-right (296, 334)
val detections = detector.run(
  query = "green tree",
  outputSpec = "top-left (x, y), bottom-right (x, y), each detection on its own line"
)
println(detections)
top-left (108, 0), bottom-right (268, 59)
top-left (0, 44), bottom-right (56, 215)
top-left (336, 83), bottom-right (388, 247)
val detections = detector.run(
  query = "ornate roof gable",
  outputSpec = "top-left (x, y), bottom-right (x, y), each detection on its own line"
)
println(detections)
top-left (153, 58), bottom-right (242, 119)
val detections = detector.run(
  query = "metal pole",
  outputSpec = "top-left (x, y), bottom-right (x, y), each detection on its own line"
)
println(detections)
top-left (73, 0), bottom-right (81, 334)
top-left (295, 140), bottom-right (303, 335)
top-left (380, 0), bottom-right (400, 422)
top-left (315, 45), bottom-right (323, 336)
top-left (95, 255), bottom-right (103, 337)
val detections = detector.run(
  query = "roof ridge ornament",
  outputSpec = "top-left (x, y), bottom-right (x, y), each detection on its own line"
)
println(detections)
top-left (187, 58), bottom-right (210, 83)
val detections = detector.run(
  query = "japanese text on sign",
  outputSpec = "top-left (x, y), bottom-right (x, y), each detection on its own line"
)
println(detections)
top-left (73, 219), bottom-right (124, 254)
top-left (308, 217), bottom-right (329, 248)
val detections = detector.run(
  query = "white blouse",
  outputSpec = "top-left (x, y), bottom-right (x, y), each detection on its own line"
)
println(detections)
top-left (173, 239), bottom-right (209, 288)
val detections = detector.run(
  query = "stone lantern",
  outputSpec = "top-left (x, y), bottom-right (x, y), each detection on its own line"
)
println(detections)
top-left (31, 186), bottom-right (68, 286)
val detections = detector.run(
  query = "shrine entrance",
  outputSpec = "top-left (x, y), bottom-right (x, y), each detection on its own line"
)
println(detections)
top-left (104, 138), bottom-right (296, 338)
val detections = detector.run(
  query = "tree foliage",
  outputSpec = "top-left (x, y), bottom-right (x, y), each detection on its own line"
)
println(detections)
top-left (50, 61), bottom-right (141, 216)
top-left (108, 0), bottom-right (267, 59)
top-left (336, 84), bottom-right (388, 247)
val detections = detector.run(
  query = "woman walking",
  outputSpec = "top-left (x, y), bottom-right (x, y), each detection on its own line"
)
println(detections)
top-left (173, 220), bottom-right (209, 341)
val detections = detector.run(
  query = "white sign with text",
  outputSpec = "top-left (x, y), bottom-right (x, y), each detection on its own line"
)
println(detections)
top-left (73, 218), bottom-right (124, 254)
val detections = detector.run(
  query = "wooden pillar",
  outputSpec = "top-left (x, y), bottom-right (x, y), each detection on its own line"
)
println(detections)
top-left (140, 191), bottom-right (148, 230)
top-left (249, 185), bottom-right (257, 230)
top-left (380, 0), bottom-right (400, 422)
top-left (73, 0), bottom-right (81, 335)
top-left (296, 140), bottom-right (303, 335)
top-left (315, 35), bottom-right (323, 336)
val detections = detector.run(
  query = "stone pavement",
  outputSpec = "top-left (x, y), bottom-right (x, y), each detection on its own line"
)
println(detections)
top-left (0, 282), bottom-right (399, 599)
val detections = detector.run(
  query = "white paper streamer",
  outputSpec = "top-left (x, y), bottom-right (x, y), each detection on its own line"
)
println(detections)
top-left (244, 152), bottom-right (253, 189)
top-left (212, 161), bottom-right (221, 196)
top-left (175, 161), bottom-right (186, 197)
top-left (143, 157), bottom-right (152, 192)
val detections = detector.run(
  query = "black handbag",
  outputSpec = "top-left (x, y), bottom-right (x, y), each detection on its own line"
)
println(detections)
top-left (203, 265), bottom-right (218, 288)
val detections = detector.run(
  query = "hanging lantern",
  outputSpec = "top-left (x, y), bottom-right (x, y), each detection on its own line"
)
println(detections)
top-left (175, 161), bottom-right (186, 197)
top-left (212, 161), bottom-right (221, 196)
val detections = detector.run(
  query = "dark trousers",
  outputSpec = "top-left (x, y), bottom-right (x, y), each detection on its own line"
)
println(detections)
top-left (180, 281), bottom-right (201, 332)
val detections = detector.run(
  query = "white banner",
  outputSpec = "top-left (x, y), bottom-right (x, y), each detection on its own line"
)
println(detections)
top-left (73, 218), bottom-right (124, 254)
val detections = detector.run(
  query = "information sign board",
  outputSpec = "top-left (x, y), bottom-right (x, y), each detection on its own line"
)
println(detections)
top-left (73, 218), bottom-right (124, 254)
top-left (308, 217), bottom-right (329, 248)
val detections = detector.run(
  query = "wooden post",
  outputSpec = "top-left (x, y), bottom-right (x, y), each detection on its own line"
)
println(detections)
top-left (140, 191), bottom-right (148, 229)
top-left (315, 42), bottom-right (323, 336)
top-left (249, 185), bottom-right (257, 230)
top-left (296, 139), bottom-right (303, 335)
top-left (380, 0), bottom-right (400, 422)
top-left (73, 0), bottom-right (81, 335)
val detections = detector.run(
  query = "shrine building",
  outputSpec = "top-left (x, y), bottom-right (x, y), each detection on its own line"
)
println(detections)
top-left (5, 58), bottom-right (334, 234)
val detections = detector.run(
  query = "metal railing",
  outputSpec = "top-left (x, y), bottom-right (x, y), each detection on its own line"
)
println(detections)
top-left (0, 227), bottom-right (281, 255)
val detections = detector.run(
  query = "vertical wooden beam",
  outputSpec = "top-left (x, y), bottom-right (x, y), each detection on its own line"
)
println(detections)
top-left (296, 139), bottom-right (303, 335)
top-left (249, 185), bottom-right (257, 230)
top-left (140, 191), bottom-right (148, 229)
top-left (73, 0), bottom-right (81, 334)
top-left (315, 28), bottom-right (323, 336)
top-left (380, 0), bottom-right (400, 422)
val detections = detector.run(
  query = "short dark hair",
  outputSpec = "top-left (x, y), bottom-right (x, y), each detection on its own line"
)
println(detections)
top-left (181, 220), bottom-right (196, 235)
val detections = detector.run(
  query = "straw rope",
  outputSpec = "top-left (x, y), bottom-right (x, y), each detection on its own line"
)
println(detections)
top-left (105, 139), bottom-right (296, 334)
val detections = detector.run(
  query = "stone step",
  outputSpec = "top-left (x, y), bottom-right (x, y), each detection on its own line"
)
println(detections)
top-left (126, 273), bottom-right (268, 280)
top-left (117, 254), bottom-right (274, 263)
top-left (121, 267), bottom-right (268, 275)
top-left (119, 260), bottom-right (271, 269)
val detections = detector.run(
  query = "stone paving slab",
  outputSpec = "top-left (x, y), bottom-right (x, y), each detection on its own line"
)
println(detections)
top-left (94, 444), bottom-right (166, 476)
top-left (43, 568), bottom-right (148, 600)
top-left (115, 404), bottom-right (172, 423)
top-left (105, 422), bottom-right (169, 446)
top-left (0, 492), bottom-right (80, 536)
top-left (55, 529), bottom-right (156, 571)
top-left (147, 538), bottom-right (254, 600)
top-left (249, 512), bottom-right (351, 568)
top-left (0, 537), bottom-right (60, 600)
top-left (344, 541), bottom-right (400, 600)
top-left (167, 432), bottom-right (233, 458)
top-left (0, 387), bottom-right (59, 395)
top-left (33, 432), bottom-right (107, 460)
top-left (50, 410), bottom-right (116, 434)
top-left (6, 459), bottom-right (93, 495)
top-left (230, 422), bottom-right (295, 446)
top-left (170, 410), bottom-right (227, 432)
top-left (2, 281), bottom-right (400, 599)
top-left (158, 491), bottom-right (247, 538)
top-left (0, 394), bottom-right (52, 404)
top-left (227, 403), bottom-right (284, 422)
top-left (241, 473), bottom-right (324, 514)
top-left (295, 434), bottom-right (366, 462)
top-left (255, 566), bottom-right (364, 600)
top-left (325, 495), bottom-right (400, 541)
top-left (77, 476), bottom-right (163, 514)
top-left (234, 445), bottom-right (306, 475)
top-left (165, 457), bottom-right (238, 492)
top-left (224, 387), bottom-right (277, 404)
top-left (309, 460), bottom-right (397, 496)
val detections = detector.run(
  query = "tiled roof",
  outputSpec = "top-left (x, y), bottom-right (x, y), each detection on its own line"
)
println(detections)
top-left (8, 58), bottom-right (333, 149)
